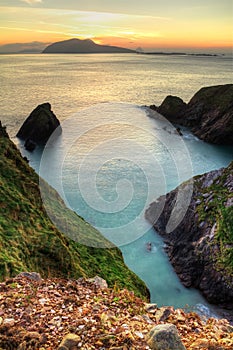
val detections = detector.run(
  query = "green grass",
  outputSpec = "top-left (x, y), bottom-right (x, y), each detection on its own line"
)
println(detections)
top-left (196, 162), bottom-right (233, 275)
top-left (0, 124), bottom-right (149, 299)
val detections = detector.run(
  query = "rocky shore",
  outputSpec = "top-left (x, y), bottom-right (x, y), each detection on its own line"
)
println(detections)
top-left (150, 84), bottom-right (233, 144)
top-left (145, 162), bottom-right (233, 315)
top-left (0, 273), bottom-right (233, 349)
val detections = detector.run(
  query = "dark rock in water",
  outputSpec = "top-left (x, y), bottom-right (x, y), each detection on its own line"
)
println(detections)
top-left (176, 127), bottom-right (183, 136)
top-left (157, 95), bottom-right (187, 121)
top-left (17, 103), bottom-right (61, 148)
top-left (24, 138), bottom-right (36, 152)
top-left (151, 84), bottom-right (233, 144)
top-left (145, 162), bottom-right (233, 310)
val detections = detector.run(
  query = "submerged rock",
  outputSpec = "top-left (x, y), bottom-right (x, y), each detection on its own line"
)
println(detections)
top-left (17, 103), bottom-right (61, 150)
top-left (151, 84), bottom-right (233, 144)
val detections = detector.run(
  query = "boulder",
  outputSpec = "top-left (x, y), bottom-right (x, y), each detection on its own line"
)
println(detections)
top-left (87, 275), bottom-right (108, 289)
top-left (16, 272), bottom-right (42, 281)
top-left (17, 103), bottom-right (61, 149)
top-left (58, 333), bottom-right (81, 349)
top-left (147, 323), bottom-right (186, 350)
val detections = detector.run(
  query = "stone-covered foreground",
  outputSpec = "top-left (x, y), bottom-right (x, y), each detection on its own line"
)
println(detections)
top-left (0, 274), bottom-right (232, 349)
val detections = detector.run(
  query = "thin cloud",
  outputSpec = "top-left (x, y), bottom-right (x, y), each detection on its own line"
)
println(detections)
top-left (20, 0), bottom-right (43, 4)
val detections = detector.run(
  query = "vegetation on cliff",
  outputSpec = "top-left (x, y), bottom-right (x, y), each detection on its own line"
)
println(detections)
top-left (195, 163), bottom-right (233, 275)
top-left (0, 122), bottom-right (148, 298)
top-left (145, 162), bottom-right (233, 308)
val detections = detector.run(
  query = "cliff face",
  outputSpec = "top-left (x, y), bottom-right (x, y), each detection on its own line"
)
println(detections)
top-left (145, 162), bottom-right (233, 309)
top-left (151, 84), bottom-right (233, 145)
top-left (0, 122), bottom-right (149, 298)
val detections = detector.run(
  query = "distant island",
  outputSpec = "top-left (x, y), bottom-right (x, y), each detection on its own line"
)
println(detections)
top-left (42, 38), bottom-right (135, 54)
top-left (139, 51), bottom-right (220, 57)
top-left (0, 39), bottom-right (224, 56)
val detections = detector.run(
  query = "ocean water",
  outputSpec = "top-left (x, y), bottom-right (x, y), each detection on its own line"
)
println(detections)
top-left (1, 53), bottom-right (233, 316)
top-left (0, 53), bottom-right (232, 135)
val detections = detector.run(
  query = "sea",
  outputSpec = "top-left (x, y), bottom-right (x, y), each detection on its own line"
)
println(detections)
top-left (0, 53), bottom-right (233, 318)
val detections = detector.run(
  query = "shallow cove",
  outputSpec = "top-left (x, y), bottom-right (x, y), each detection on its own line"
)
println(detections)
top-left (17, 102), bottom-right (233, 317)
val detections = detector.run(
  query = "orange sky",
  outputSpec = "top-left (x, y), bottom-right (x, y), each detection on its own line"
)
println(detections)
top-left (0, 1), bottom-right (232, 51)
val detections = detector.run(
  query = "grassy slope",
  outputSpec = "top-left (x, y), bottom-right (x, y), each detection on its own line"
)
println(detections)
top-left (0, 125), bottom-right (149, 299)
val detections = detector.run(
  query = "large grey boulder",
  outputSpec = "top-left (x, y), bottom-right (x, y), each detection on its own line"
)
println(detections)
top-left (147, 323), bottom-right (186, 350)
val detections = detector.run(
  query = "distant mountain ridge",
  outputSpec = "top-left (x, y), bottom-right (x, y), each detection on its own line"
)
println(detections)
top-left (42, 38), bottom-right (135, 54)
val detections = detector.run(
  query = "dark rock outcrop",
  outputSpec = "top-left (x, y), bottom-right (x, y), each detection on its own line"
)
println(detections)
top-left (150, 84), bottom-right (233, 144)
top-left (16, 103), bottom-right (61, 150)
top-left (145, 162), bottom-right (233, 309)
top-left (151, 95), bottom-right (187, 121)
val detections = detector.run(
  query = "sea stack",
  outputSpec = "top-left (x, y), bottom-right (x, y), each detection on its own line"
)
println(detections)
top-left (17, 103), bottom-right (61, 151)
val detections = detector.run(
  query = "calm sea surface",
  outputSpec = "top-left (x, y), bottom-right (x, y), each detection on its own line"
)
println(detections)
top-left (1, 53), bottom-right (233, 317)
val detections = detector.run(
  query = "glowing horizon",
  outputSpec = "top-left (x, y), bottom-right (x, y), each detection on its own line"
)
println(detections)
top-left (0, 1), bottom-right (232, 51)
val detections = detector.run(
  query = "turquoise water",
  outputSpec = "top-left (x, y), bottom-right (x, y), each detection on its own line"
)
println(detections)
top-left (1, 54), bottom-right (232, 316)
top-left (17, 102), bottom-right (232, 316)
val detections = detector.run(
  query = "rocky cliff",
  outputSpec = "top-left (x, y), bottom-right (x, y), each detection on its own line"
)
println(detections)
top-left (145, 162), bottom-right (233, 310)
top-left (150, 84), bottom-right (233, 144)
top-left (0, 121), bottom-right (148, 298)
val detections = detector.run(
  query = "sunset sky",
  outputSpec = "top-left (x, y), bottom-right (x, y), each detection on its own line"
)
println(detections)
top-left (0, 0), bottom-right (232, 52)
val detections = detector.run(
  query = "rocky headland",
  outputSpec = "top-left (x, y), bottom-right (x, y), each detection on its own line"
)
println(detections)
top-left (150, 84), bottom-right (233, 144)
top-left (145, 162), bottom-right (233, 313)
